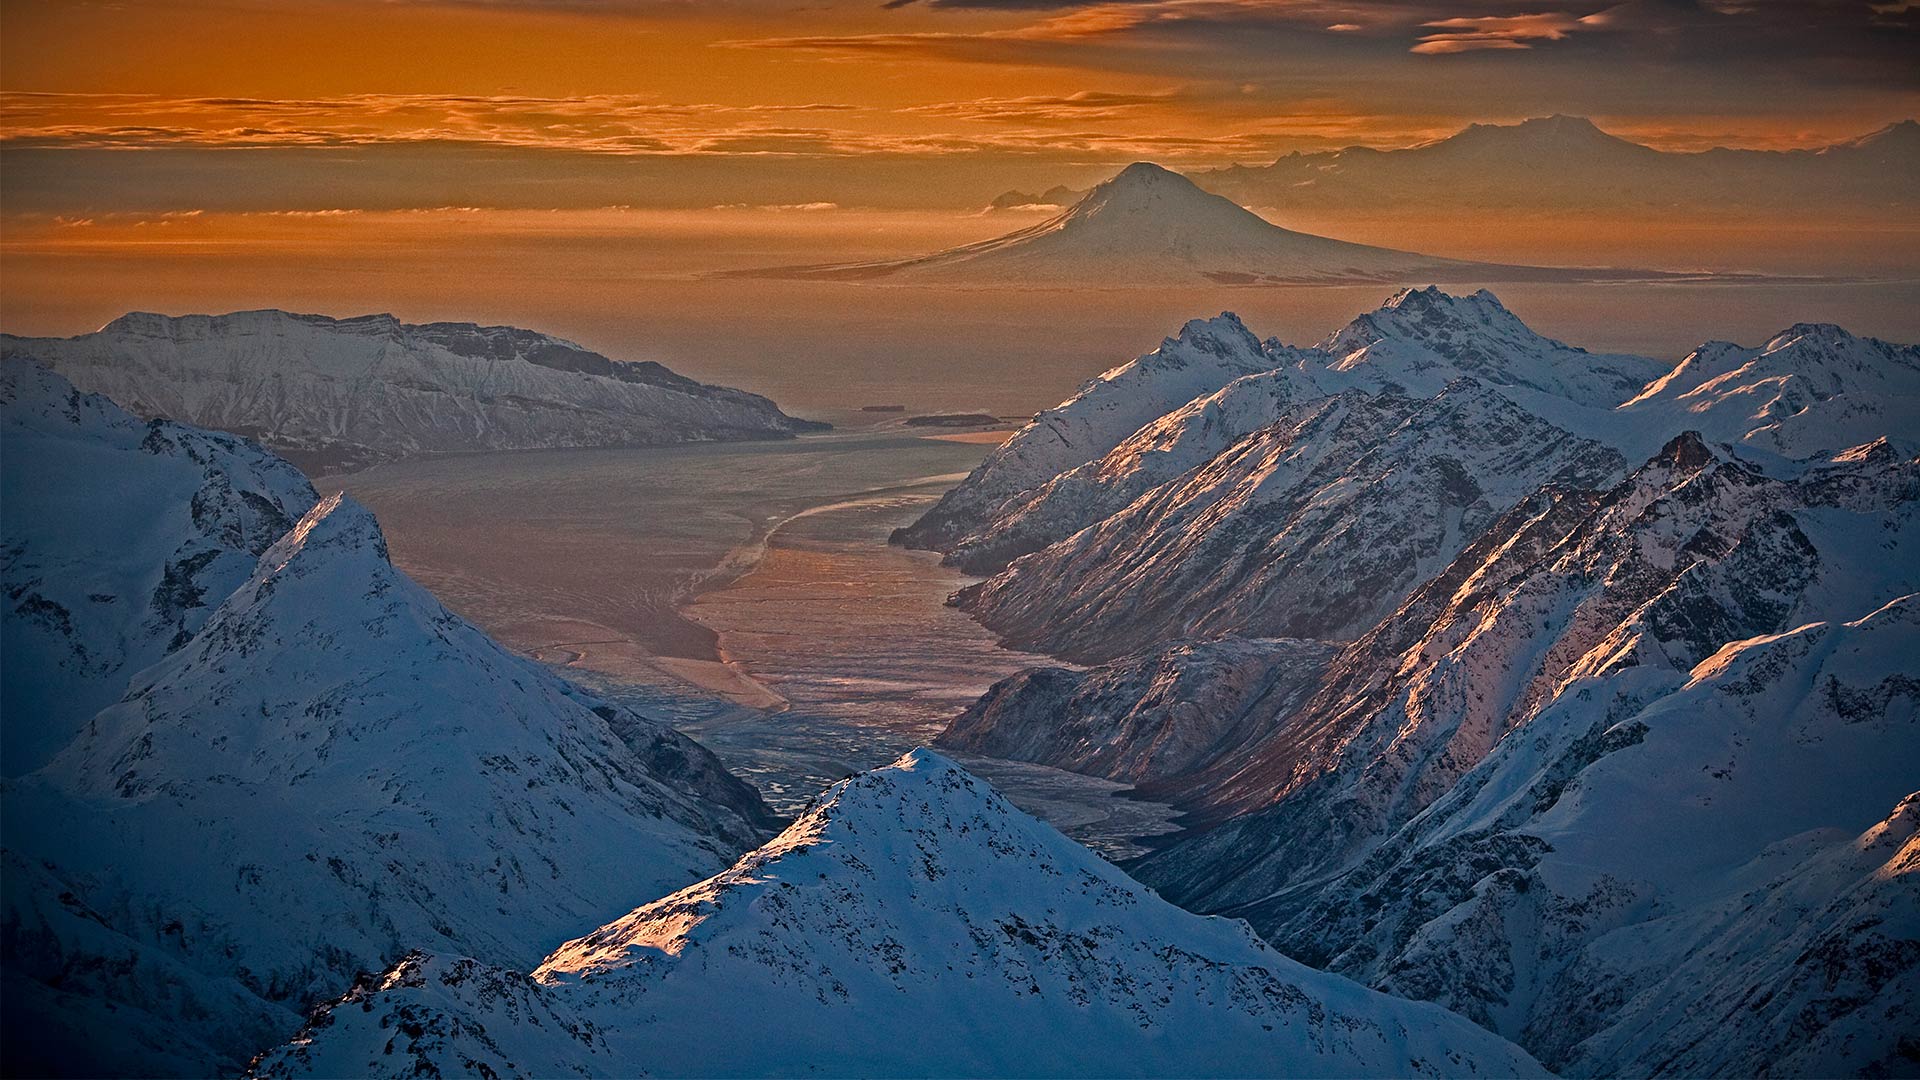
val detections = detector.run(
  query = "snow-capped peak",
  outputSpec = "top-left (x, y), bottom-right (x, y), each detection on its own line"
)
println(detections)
top-left (257, 749), bottom-right (1544, 1078)
top-left (1317, 285), bottom-right (1668, 407)
top-left (1330, 285), bottom-right (1538, 351)
top-left (1097, 159), bottom-right (1190, 190)
top-left (255, 492), bottom-right (388, 581)
top-left (1437, 114), bottom-right (1649, 157)
top-left (1762, 320), bottom-right (1865, 353)
top-left (1074, 161), bottom-right (1210, 205)
top-left (534, 748), bottom-right (999, 979)
top-left (1160, 310), bottom-right (1263, 360)
top-left (1044, 160), bottom-right (1306, 247)
top-left (1620, 318), bottom-right (1920, 458)
top-left (1, 358), bottom-right (319, 775)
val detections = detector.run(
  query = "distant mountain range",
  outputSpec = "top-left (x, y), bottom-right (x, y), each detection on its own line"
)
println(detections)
top-left (1, 311), bottom-right (826, 473)
top-left (989, 116), bottom-right (1918, 217)
top-left (742, 161), bottom-right (1717, 287)
top-left (899, 286), bottom-right (1920, 1076)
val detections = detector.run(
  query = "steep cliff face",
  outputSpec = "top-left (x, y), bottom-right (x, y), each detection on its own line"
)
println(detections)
top-left (254, 750), bottom-right (1544, 1080)
top-left (1, 309), bottom-right (824, 472)
top-left (937, 637), bottom-right (1339, 786)
top-left (1, 359), bottom-right (319, 775)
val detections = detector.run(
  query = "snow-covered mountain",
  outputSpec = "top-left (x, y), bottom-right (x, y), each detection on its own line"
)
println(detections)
top-left (1320, 285), bottom-right (1669, 410)
top-left (898, 280), bottom-right (1919, 1073)
top-left (1210, 595), bottom-right (1919, 1077)
top-left (1, 358), bottom-right (319, 775)
top-left (894, 310), bottom-right (1294, 554)
top-left (903, 296), bottom-right (1911, 660)
top-left (904, 288), bottom-right (1669, 577)
top-left (954, 380), bottom-right (1624, 662)
top-left (1112, 434), bottom-right (1919, 1074)
top-left (0, 310), bottom-right (825, 472)
top-left (1135, 429), bottom-right (1916, 841)
top-left (742, 162), bottom-right (1678, 287)
top-left (903, 295), bottom-right (1917, 843)
top-left (254, 749), bottom-right (1543, 1079)
top-left (1618, 321), bottom-right (1920, 459)
top-left (1196, 115), bottom-right (1920, 218)
top-left (1, 375), bottom-right (776, 1076)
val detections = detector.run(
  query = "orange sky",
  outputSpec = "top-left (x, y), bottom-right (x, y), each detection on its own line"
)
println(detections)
top-left (4, 0), bottom-right (1914, 193)
top-left (1, 0), bottom-right (1914, 344)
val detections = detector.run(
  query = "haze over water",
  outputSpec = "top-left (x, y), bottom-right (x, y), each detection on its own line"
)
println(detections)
top-left (7, 205), bottom-right (1914, 421)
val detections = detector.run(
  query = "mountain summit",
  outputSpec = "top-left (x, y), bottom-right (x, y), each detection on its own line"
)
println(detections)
top-left (1434, 114), bottom-right (1652, 158)
top-left (256, 749), bottom-right (1543, 1078)
top-left (738, 161), bottom-right (1685, 287)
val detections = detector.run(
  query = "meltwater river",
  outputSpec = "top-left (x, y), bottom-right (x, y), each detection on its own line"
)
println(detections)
top-left (332, 427), bottom-right (1182, 859)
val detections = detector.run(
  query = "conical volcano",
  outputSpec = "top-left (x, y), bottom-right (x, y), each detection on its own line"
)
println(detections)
top-left (738, 161), bottom-right (1682, 286)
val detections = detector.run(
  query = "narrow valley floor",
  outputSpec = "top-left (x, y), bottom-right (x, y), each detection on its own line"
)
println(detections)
top-left (331, 428), bottom-right (1181, 859)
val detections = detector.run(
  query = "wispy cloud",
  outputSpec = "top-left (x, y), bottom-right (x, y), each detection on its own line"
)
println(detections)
top-left (0, 90), bottom-right (1354, 162)
top-left (0, 93), bottom-right (874, 155)
top-left (1412, 9), bottom-right (1615, 54)
top-left (901, 90), bottom-right (1179, 123)
top-left (722, 0), bottom-right (1920, 80)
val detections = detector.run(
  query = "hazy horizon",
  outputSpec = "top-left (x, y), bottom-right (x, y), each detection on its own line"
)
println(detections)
top-left (5, 191), bottom-right (1915, 417)
top-left (5, 0), bottom-right (1916, 380)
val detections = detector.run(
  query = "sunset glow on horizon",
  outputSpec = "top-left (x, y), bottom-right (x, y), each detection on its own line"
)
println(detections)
top-left (2, 0), bottom-right (1915, 383)
top-left (4, 0), bottom-right (1914, 215)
